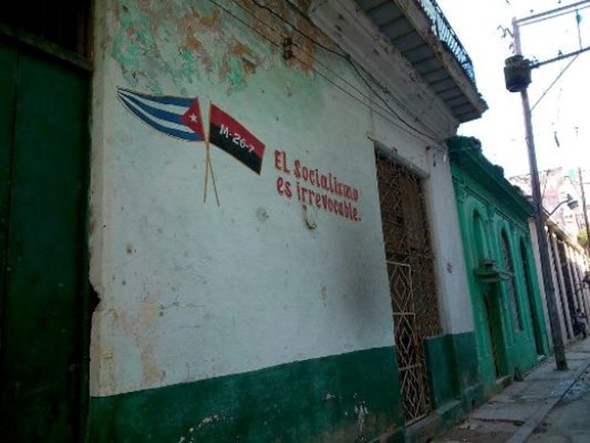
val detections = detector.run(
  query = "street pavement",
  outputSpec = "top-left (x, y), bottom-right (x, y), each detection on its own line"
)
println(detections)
top-left (526, 355), bottom-right (590, 442)
top-left (433, 338), bottom-right (590, 443)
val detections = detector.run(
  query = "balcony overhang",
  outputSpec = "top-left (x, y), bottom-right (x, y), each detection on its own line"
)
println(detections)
top-left (356, 0), bottom-right (487, 123)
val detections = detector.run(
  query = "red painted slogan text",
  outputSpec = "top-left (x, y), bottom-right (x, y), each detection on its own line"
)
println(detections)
top-left (274, 149), bottom-right (361, 222)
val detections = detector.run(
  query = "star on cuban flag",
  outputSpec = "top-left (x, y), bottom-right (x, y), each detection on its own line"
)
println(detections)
top-left (116, 87), bottom-right (205, 141)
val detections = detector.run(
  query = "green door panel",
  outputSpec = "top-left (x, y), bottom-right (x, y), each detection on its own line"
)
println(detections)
top-left (0, 42), bottom-right (17, 312)
top-left (0, 40), bottom-right (89, 443)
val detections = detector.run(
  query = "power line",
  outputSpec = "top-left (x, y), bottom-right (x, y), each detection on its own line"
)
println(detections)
top-left (264, 0), bottom-right (435, 130)
top-left (244, 0), bottom-right (439, 140)
top-left (531, 55), bottom-right (578, 111)
top-left (516, 0), bottom-right (590, 27)
top-left (533, 45), bottom-right (590, 68)
top-left (208, 0), bottom-right (441, 142)
top-left (249, 0), bottom-right (347, 59)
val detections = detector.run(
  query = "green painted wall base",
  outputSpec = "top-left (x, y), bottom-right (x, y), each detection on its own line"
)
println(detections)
top-left (460, 382), bottom-right (485, 412)
top-left (88, 346), bottom-right (406, 443)
top-left (436, 399), bottom-right (464, 425)
top-left (88, 333), bottom-right (485, 442)
top-left (406, 400), bottom-right (470, 443)
top-left (424, 332), bottom-right (482, 409)
top-left (420, 332), bottom-right (483, 439)
top-left (424, 335), bottom-right (457, 407)
top-left (369, 428), bottom-right (406, 443)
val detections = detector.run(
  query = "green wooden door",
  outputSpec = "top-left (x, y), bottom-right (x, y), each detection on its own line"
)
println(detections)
top-left (0, 38), bottom-right (89, 442)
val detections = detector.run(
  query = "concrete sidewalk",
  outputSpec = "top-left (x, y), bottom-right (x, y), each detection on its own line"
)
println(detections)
top-left (433, 338), bottom-right (590, 443)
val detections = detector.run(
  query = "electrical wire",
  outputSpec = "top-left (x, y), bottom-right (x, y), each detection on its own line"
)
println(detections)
top-left (249, 0), bottom-right (348, 59)
top-left (577, 8), bottom-right (583, 49)
top-left (278, 0), bottom-right (438, 139)
top-left (205, 0), bottom-right (419, 138)
top-left (346, 58), bottom-right (437, 140)
top-left (531, 55), bottom-right (578, 111)
top-left (517, 0), bottom-right (590, 28)
top-left (208, 0), bottom-right (441, 142)
top-left (244, 0), bottom-right (439, 140)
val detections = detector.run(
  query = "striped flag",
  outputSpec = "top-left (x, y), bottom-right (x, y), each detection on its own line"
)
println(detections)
top-left (209, 104), bottom-right (265, 174)
top-left (116, 88), bottom-right (205, 141)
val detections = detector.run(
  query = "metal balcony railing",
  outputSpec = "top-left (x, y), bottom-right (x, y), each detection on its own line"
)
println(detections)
top-left (418, 0), bottom-right (476, 85)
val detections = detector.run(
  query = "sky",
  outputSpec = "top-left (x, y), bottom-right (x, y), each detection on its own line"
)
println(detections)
top-left (437, 0), bottom-right (590, 179)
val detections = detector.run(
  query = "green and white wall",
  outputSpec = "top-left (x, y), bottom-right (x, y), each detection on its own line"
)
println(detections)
top-left (87, 1), bottom-right (482, 441)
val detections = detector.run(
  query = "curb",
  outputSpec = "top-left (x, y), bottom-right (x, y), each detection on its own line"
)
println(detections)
top-left (505, 353), bottom-right (590, 443)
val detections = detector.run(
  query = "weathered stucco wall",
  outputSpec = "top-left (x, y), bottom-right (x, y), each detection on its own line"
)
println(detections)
top-left (425, 156), bottom-right (474, 335)
top-left (91, 0), bottom-right (393, 397)
top-left (88, 0), bottom-right (473, 440)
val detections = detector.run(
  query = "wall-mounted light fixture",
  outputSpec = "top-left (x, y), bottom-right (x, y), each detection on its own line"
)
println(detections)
top-left (547, 193), bottom-right (579, 217)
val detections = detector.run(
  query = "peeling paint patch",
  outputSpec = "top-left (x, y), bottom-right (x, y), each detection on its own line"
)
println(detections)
top-left (108, 0), bottom-right (333, 96)
top-left (197, 414), bottom-right (222, 429)
top-left (140, 342), bottom-right (166, 387)
top-left (110, 1), bottom-right (272, 95)
top-left (176, 415), bottom-right (224, 443)
top-left (230, 42), bottom-right (259, 72)
top-left (354, 401), bottom-right (370, 437)
top-left (198, 7), bottom-right (222, 30)
top-left (324, 392), bottom-right (336, 401)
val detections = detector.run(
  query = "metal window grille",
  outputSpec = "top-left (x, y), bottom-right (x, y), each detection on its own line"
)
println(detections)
top-left (376, 155), bottom-right (441, 424)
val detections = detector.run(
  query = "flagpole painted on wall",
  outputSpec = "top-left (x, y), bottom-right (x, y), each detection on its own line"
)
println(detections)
top-left (204, 101), bottom-right (220, 206)
top-left (203, 140), bottom-right (210, 203)
top-left (209, 146), bottom-right (220, 206)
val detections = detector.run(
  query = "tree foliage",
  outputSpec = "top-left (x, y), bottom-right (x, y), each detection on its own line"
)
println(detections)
top-left (578, 229), bottom-right (588, 248)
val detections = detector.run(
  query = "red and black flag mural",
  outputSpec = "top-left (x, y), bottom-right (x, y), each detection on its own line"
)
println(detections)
top-left (209, 104), bottom-right (265, 174)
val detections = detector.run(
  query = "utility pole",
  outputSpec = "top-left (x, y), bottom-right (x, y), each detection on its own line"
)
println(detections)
top-left (504, 18), bottom-right (568, 370)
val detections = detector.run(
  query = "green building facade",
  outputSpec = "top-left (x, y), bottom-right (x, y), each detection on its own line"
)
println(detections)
top-left (449, 136), bottom-right (549, 395)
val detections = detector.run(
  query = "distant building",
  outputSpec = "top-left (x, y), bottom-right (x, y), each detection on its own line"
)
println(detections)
top-left (505, 169), bottom-right (590, 356)
top-left (538, 219), bottom-right (590, 347)
top-left (509, 168), bottom-right (584, 239)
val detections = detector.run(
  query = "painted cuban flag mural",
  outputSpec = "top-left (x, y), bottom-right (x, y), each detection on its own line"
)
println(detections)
top-left (117, 87), bottom-right (266, 205)
top-left (116, 88), bottom-right (206, 141)
top-left (116, 88), bottom-right (265, 173)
